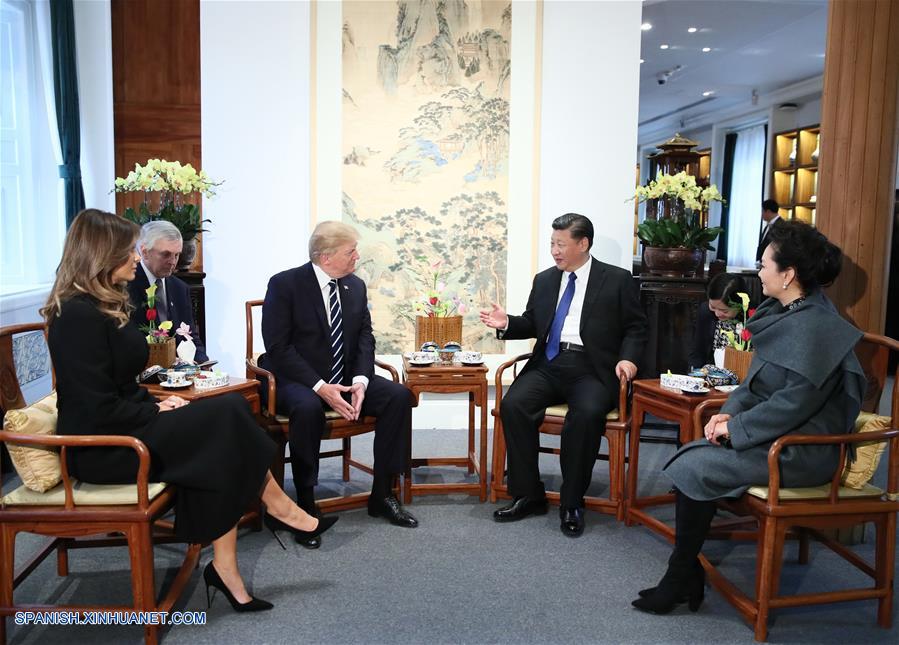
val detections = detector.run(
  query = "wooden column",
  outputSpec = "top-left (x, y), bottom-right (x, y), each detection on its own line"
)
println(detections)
top-left (111, 0), bottom-right (202, 269)
top-left (816, 0), bottom-right (899, 333)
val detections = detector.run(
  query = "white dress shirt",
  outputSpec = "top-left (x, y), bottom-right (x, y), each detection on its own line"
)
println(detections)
top-left (310, 263), bottom-right (369, 393)
top-left (555, 257), bottom-right (592, 346)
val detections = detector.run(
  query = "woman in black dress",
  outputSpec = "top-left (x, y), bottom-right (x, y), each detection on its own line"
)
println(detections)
top-left (42, 209), bottom-right (336, 612)
top-left (688, 272), bottom-right (748, 370)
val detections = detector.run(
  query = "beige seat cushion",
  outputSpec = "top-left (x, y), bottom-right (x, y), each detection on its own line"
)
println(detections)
top-left (544, 404), bottom-right (619, 422)
top-left (747, 482), bottom-right (883, 501)
top-left (3, 392), bottom-right (61, 492)
top-left (1, 480), bottom-right (168, 506)
top-left (841, 412), bottom-right (892, 489)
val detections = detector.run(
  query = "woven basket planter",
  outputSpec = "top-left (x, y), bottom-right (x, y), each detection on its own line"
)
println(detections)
top-left (146, 338), bottom-right (176, 369)
top-left (414, 315), bottom-right (462, 350)
top-left (723, 347), bottom-right (753, 384)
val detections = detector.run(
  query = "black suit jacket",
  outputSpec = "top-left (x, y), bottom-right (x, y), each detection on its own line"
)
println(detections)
top-left (755, 217), bottom-right (783, 262)
top-left (127, 265), bottom-right (208, 363)
top-left (499, 258), bottom-right (647, 392)
top-left (259, 262), bottom-right (374, 388)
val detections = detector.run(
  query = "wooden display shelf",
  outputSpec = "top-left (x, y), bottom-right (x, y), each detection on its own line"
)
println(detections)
top-left (770, 123), bottom-right (820, 224)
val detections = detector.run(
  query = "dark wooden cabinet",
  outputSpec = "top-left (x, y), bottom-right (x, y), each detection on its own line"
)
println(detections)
top-left (637, 275), bottom-right (707, 377)
top-left (175, 270), bottom-right (206, 343)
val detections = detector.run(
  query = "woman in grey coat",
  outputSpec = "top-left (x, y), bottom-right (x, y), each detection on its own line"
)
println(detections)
top-left (632, 220), bottom-right (866, 615)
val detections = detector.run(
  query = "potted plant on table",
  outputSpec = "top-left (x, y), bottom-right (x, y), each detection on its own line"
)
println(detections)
top-left (722, 291), bottom-right (755, 382)
top-left (114, 159), bottom-right (220, 270)
top-left (632, 171), bottom-right (725, 276)
top-left (409, 258), bottom-right (468, 349)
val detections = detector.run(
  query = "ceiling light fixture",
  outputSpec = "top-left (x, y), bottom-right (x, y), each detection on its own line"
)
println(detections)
top-left (640, 59), bottom-right (645, 64)
top-left (660, 44), bottom-right (669, 50)
top-left (641, 23), bottom-right (652, 31)
top-left (702, 47), bottom-right (711, 53)
top-left (688, 27), bottom-right (698, 33)
top-left (702, 91), bottom-right (714, 96)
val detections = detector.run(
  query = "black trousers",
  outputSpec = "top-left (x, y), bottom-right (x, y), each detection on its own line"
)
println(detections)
top-left (275, 374), bottom-right (413, 493)
top-left (500, 350), bottom-right (614, 508)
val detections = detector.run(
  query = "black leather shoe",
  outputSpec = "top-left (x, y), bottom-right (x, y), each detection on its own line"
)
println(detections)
top-left (368, 495), bottom-right (419, 528)
top-left (493, 496), bottom-right (549, 522)
top-left (560, 506), bottom-right (585, 537)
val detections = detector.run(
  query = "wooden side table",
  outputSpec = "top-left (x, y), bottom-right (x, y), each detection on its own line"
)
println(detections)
top-left (144, 376), bottom-right (261, 414)
top-left (625, 378), bottom-right (728, 540)
top-left (401, 357), bottom-right (489, 502)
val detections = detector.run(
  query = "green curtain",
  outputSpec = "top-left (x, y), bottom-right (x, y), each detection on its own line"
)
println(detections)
top-left (50, 0), bottom-right (85, 228)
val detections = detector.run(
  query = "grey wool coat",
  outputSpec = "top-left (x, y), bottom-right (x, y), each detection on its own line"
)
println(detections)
top-left (664, 290), bottom-right (866, 501)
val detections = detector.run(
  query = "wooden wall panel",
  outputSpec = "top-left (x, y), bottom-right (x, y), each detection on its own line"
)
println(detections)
top-left (817, 0), bottom-right (899, 333)
top-left (111, 0), bottom-right (202, 269)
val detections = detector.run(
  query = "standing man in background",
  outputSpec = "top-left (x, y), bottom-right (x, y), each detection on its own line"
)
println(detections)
top-left (755, 199), bottom-right (782, 264)
top-left (128, 221), bottom-right (208, 363)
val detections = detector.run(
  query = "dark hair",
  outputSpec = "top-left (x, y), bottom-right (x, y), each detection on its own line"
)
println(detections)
top-left (552, 213), bottom-right (594, 249)
top-left (762, 199), bottom-right (779, 213)
top-left (706, 272), bottom-right (747, 305)
top-left (766, 220), bottom-right (842, 292)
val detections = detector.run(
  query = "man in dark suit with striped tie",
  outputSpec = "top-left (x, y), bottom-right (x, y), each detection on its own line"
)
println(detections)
top-left (480, 213), bottom-right (646, 537)
top-left (260, 221), bottom-right (417, 547)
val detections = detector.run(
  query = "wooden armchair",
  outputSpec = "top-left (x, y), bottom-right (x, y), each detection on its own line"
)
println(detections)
top-left (489, 353), bottom-right (630, 520)
top-left (690, 332), bottom-right (899, 640)
top-left (244, 300), bottom-right (400, 512)
top-left (0, 323), bottom-right (200, 645)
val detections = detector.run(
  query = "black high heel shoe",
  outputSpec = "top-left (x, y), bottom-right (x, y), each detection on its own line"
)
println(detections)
top-left (264, 513), bottom-right (339, 549)
top-left (203, 562), bottom-right (273, 612)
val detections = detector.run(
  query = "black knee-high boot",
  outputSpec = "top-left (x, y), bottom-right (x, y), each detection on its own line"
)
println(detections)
top-left (632, 490), bottom-right (717, 614)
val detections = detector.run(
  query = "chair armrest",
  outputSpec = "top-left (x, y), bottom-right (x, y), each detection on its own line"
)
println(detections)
top-left (375, 359), bottom-right (399, 383)
top-left (0, 431), bottom-right (155, 510)
top-left (493, 353), bottom-right (533, 416)
top-left (246, 358), bottom-right (277, 417)
top-left (766, 428), bottom-right (899, 504)
top-left (617, 374), bottom-right (630, 417)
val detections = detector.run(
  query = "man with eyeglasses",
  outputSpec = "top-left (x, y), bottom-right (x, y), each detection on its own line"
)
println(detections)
top-left (127, 220), bottom-right (209, 363)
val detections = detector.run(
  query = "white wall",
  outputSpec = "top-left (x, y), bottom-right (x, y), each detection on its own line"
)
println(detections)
top-left (200, 0), bottom-right (312, 374)
top-left (539, 0), bottom-right (642, 271)
top-left (74, 0), bottom-right (115, 211)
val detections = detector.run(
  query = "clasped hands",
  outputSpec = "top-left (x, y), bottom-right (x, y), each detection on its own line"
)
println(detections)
top-left (317, 382), bottom-right (366, 421)
top-left (157, 395), bottom-right (189, 412)
top-left (704, 413), bottom-right (731, 446)
top-left (478, 303), bottom-right (638, 381)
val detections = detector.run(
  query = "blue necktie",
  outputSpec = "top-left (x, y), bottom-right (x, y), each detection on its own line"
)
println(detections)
top-left (545, 272), bottom-right (577, 361)
top-left (328, 280), bottom-right (344, 384)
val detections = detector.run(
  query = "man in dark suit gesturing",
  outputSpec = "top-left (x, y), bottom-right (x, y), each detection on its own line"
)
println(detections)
top-left (128, 221), bottom-right (208, 363)
top-left (260, 221), bottom-right (417, 548)
top-left (481, 213), bottom-right (647, 537)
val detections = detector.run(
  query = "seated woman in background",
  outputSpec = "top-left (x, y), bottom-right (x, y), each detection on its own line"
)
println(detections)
top-left (42, 209), bottom-right (337, 613)
top-left (688, 272), bottom-right (748, 369)
top-left (632, 220), bottom-right (866, 615)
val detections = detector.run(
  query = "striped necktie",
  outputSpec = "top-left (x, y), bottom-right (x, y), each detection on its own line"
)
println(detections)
top-left (328, 279), bottom-right (344, 384)
top-left (154, 278), bottom-right (169, 322)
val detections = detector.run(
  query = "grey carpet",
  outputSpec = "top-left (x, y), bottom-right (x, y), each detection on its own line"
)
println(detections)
top-left (6, 422), bottom-right (899, 644)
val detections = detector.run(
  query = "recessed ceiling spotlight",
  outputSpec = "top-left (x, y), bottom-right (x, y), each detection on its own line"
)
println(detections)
top-left (702, 47), bottom-right (711, 53)
top-left (702, 90), bottom-right (715, 96)
top-left (641, 23), bottom-right (652, 31)
top-left (688, 27), bottom-right (698, 33)
top-left (660, 44), bottom-right (669, 50)
top-left (640, 59), bottom-right (645, 64)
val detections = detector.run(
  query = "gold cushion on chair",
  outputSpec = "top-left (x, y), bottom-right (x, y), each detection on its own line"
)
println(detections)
top-left (841, 412), bottom-right (892, 489)
top-left (747, 482), bottom-right (883, 501)
top-left (271, 411), bottom-right (341, 425)
top-left (544, 404), bottom-right (619, 421)
top-left (1, 480), bottom-right (168, 506)
top-left (3, 392), bottom-right (61, 492)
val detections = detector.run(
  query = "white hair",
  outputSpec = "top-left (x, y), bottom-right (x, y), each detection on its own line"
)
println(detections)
top-left (138, 220), bottom-right (182, 251)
